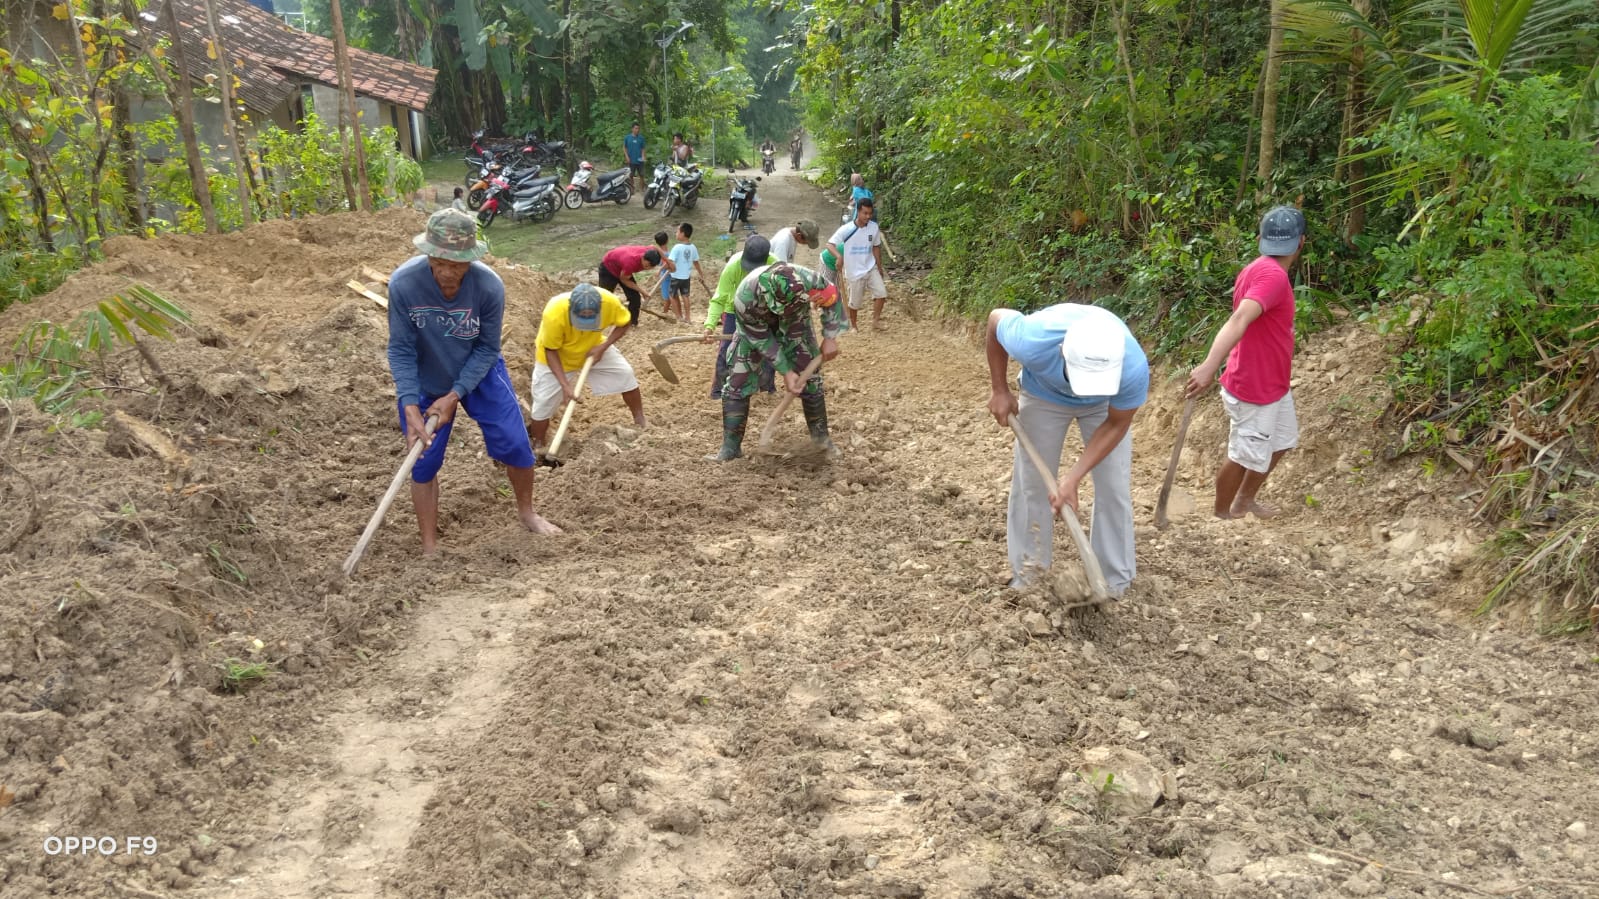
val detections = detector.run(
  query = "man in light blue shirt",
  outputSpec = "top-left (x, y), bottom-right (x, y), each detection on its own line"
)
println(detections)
top-left (985, 303), bottom-right (1149, 593)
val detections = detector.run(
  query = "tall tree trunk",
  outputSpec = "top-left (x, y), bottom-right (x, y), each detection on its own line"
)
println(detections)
top-left (159, 0), bottom-right (218, 233)
top-left (202, 0), bottom-right (254, 225)
top-left (62, 2), bottom-right (103, 248)
top-left (1339, 0), bottom-right (1371, 241)
top-left (1113, 0), bottom-right (1144, 229)
top-left (329, 0), bottom-right (371, 211)
top-left (560, 0), bottom-right (573, 166)
top-left (1256, 0), bottom-right (1285, 191)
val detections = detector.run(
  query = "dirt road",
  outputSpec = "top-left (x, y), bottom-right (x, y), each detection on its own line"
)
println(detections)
top-left (2, 171), bottom-right (1597, 898)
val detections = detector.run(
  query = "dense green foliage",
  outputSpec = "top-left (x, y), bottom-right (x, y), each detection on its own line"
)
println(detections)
top-left (309, 0), bottom-right (791, 168)
top-left (798, 0), bottom-right (1598, 395)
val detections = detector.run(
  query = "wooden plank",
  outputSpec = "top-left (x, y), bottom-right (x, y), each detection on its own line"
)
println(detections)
top-left (347, 281), bottom-right (388, 309)
top-left (361, 265), bottom-right (391, 285)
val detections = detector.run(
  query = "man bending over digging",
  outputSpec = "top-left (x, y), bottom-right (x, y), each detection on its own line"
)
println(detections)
top-left (529, 283), bottom-right (647, 448)
top-left (706, 262), bottom-right (845, 462)
top-left (387, 208), bottom-right (560, 553)
top-left (986, 303), bottom-right (1148, 594)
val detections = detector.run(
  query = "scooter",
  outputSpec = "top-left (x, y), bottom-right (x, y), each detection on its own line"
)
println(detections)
top-left (761, 147), bottom-right (776, 175)
top-left (662, 163), bottom-right (703, 216)
top-left (727, 170), bottom-right (761, 232)
top-left (564, 162), bottom-right (633, 209)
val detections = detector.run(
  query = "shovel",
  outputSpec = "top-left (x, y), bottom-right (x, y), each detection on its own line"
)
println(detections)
top-left (1154, 397), bottom-right (1195, 529)
top-left (758, 355), bottom-right (826, 450)
top-left (648, 335), bottom-right (708, 385)
top-left (1008, 419), bottom-right (1113, 603)
top-left (342, 414), bottom-right (439, 577)
top-left (536, 356), bottom-right (594, 468)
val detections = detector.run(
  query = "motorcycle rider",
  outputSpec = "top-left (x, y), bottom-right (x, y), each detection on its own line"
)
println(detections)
top-left (760, 137), bottom-right (777, 173)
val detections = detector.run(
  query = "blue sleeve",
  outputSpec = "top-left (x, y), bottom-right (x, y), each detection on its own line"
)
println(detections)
top-left (452, 272), bottom-right (504, 398)
top-left (993, 309), bottom-right (1025, 359)
top-left (386, 277), bottom-right (422, 409)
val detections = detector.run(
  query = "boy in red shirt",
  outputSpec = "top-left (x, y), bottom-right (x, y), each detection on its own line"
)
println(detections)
top-left (1185, 205), bottom-right (1306, 519)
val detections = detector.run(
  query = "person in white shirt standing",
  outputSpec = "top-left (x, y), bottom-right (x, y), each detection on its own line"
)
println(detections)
top-left (827, 199), bottom-right (889, 332)
top-left (770, 219), bottom-right (820, 265)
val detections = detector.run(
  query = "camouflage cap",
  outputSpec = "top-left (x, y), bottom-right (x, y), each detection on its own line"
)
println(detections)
top-left (413, 208), bottom-right (486, 262)
top-left (795, 219), bottom-right (819, 246)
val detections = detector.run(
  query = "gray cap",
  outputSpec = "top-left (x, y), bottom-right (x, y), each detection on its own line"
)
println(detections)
top-left (741, 235), bottom-right (771, 271)
top-left (1258, 205), bottom-right (1307, 256)
top-left (569, 283), bottom-right (602, 331)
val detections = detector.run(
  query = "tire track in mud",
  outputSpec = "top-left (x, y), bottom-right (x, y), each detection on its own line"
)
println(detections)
top-left (195, 582), bottom-right (539, 898)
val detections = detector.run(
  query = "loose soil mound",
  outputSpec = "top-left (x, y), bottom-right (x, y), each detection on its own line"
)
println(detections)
top-left (3, 187), bottom-right (1597, 899)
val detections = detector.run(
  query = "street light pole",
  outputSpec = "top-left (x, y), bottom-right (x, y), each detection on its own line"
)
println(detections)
top-left (656, 22), bottom-right (693, 138)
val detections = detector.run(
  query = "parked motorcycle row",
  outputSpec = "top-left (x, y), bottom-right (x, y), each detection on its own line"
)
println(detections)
top-left (458, 132), bottom-right (766, 233)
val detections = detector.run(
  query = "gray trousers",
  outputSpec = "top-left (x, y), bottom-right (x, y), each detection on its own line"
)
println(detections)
top-left (1008, 392), bottom-right (1136, 593)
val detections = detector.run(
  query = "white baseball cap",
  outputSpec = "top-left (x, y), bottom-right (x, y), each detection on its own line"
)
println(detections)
top-left (1060, 310), bottom-right (1127, 397)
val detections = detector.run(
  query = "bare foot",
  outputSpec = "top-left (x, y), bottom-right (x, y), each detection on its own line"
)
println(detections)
top-left (634, 415), bottom-right (649, 429)
top-left (1212, 508), bottom-right (1238, 520)
top-left (1230, 499), bottom-right (1278, 519)
top-left (520, 511), bottom-right (563, 535)
top-left (420, 542), bottom-right (440, 555)
top-left (872, 321), bottom-right (888, 332)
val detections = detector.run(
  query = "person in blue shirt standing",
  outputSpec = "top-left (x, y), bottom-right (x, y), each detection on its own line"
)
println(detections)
top-left (387, 209), bottom-right (561, 554)
top-left (623, 122), bottom-right (647, 191)
top-left (985, 303), bottom-right (1149, 594)
top-left (846, 173), bottom-right (874, 221)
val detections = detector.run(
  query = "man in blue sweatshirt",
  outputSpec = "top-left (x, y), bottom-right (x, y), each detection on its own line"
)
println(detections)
top-left (387, 209), bottom-right (560, 553)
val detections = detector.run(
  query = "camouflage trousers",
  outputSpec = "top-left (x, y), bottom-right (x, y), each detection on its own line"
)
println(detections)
top-left (719, 321), bottom-right (825, 401)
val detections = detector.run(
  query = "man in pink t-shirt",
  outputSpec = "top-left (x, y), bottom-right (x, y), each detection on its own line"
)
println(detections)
top-left (1185, 205), bottom-right (1306, 519)
top-left (597, 244), bottom-right (662, 326)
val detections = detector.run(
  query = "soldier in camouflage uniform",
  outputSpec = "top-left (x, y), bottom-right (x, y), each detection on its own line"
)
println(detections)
top-left (707, 261), bottom-right (846, 461)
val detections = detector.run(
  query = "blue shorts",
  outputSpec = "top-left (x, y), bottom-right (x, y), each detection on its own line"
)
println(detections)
top-left (398, 357), bottom-right (535, 483)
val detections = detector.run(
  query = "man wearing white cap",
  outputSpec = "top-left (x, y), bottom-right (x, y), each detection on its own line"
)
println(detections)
top-left (985, 303), bottom-right (1149, 593)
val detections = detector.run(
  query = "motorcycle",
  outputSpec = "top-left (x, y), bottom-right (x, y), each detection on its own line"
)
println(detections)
top-left (476, 170), bottom-right (561, 228)
top-left (563, 161), bottom-right (633, 209)
top-left (522, 131), bottom-right (567, 166)
top-left (661, 163), bottom-right (702, 216)
top-left (466, 160), bottom-right (550, 209)
top-left (727, 170), bottom-right (761, 232)
top-left (642, 162), bottom-right (672, 209)
top-left (761, 147), bottom-right (776, 175)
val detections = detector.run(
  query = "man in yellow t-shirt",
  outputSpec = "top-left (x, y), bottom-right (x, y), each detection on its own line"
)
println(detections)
top-left (530, 283), bottom-right (646, 448)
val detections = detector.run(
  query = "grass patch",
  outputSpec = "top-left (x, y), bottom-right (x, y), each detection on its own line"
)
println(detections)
top-left (218, 658), bottom-right (273, 693)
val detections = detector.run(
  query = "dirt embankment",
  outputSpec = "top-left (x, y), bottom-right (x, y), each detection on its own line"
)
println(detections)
top-left (1, 186), bottom-right (1597, 899)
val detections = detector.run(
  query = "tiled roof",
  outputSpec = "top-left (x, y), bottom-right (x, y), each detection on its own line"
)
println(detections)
top-left (144, 0), bottom-right (435, 112)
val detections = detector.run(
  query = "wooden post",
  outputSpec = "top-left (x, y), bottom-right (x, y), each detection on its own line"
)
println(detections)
top-left (201, 0), bottom-right (254, 225)
top-left (328, 0), bottom-right (372, 211)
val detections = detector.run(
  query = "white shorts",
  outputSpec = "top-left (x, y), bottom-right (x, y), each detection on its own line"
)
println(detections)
top-left (1221, 386), bottom-right (1299, 473)
top-left (844, 268), bottom-right (887, 310)
top-left (530, 346), bottom-right (639, 420)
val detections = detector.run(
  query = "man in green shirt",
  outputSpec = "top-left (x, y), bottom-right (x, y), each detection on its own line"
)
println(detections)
top-left (703, 236), bottom-right (778, 399)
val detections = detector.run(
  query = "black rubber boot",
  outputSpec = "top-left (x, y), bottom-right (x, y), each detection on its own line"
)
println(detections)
top-left (706, 396), bottom-right (749, 461)
top-left (801, 393), bottom-right (841, 460)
